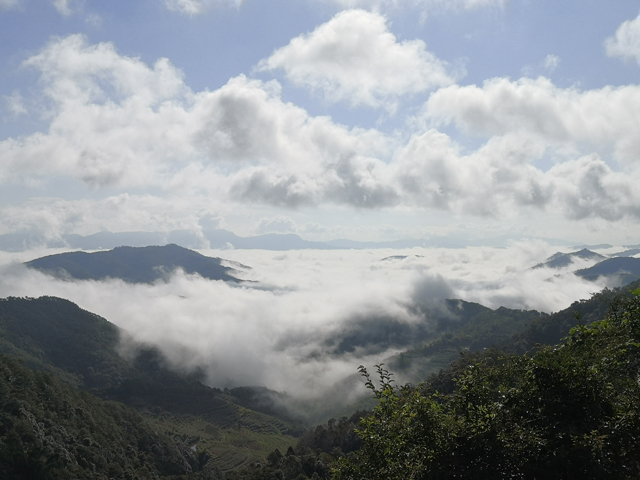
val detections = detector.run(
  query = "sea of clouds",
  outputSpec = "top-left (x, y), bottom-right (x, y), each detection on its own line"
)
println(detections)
top-left (0, 242), bottom-right (617, 407)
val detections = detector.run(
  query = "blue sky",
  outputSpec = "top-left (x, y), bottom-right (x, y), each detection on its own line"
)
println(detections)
top-left (1, 0), bottom-right (640, 245)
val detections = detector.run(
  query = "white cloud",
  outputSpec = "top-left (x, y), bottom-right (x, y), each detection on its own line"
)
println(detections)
top-left (605, 16), bottom-right (640, 63)
top-left (5, 35), bottom-right (640, 233)
top-left (0, 194), bottom-right (222, 241)
top-left (423, 76), bottom-right (640, 163)
top-left (163, 0), bottom-right (244, 15)
top-left (85, 13), bottom-right (103, 27)
top-left (1, 35), bottom-right (390, 197)
top-left (257, 9), bottom-right (455, 110)
top-left (547, 154), bottom-right (640, 221)
top-left (394, 130), bottom-right (552, 217)
top-left (0, 243), bottom-right (606, 402)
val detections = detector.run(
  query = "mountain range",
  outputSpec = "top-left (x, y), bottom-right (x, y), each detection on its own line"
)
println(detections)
top-left (23, 243), bottom-right (640, 289)
top-left (4, 243), bottom-right (640, 478)
top-left (0, 228), bottom-right (576, 252)
top-left (535, 248), bottom-right (640, 285)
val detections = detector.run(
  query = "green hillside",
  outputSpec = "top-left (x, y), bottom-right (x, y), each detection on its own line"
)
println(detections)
top-left (387, 300), bottom-right (545, 379)
top-left (0, 296), bottom-right (299, 476)
top-left (0, 354), bottom-right (198, 479)
top-left (333, 290), bottom-right (640, 480)
top-left (4, 279), bottom-right (640, 478)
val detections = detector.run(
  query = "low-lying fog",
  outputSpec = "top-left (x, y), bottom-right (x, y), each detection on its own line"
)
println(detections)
top-left (0, 242), bottom-right (620, 409)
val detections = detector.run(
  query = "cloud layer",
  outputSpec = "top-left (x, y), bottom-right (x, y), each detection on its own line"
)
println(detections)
top-left (0, 243), bottom-right (608, 400)
top-left (605, 16), bottom-right (640, 63)
top-left (3, 26), bottom-right (640, 241)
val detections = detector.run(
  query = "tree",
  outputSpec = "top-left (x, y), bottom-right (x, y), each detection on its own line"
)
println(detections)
top-left (333, 292), bottom-right (640, 480)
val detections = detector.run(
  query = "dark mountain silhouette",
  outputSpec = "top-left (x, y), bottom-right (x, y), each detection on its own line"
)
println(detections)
top-left (575, 257), bottom-right (640, 285)
top-left (533, 248), bottom-right (605, 269)
top-left (614, 248), bottom-right (640, 257)
top-left (25, 244), bottom-right (242, 284)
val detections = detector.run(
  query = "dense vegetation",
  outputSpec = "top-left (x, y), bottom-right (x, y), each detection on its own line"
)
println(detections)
top-left (25, 244), bottom-right (240, 284)
top-left (0, 354), bottom-right (198, 479)
top-left (0, 296), bottom-right (301, 476)
top-left (393, 300), bottom-right (543, 371)
top-left (332, 290), bottom-right (640, 479)
top-left (231, 412), bottom-right (365, 480)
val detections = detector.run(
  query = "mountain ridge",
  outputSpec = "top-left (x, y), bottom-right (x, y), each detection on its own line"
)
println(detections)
top-left (25, 244), bottom-right (242, 284)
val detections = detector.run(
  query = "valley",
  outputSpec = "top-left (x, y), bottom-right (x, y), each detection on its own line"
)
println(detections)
top-left (1, 243), bottom-right (639, 478)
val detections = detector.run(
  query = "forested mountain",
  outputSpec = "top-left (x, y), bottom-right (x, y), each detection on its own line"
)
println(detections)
top-left (531, 248), bottom-right (640, 285)
top-left (245, 283), bottom-right (640, 480)
top-left (0, 296), bottom-right (301, 477)
top-left (385, 300), bottom-right (544, 377)
top-left (0, 354), bottom-right (200, 479)
top-left (25, 244), bottom-right (242, 284)
top-left (2, 277), bottom-right (640, 478)
top-left (332, 291), bottom-right (640, 480)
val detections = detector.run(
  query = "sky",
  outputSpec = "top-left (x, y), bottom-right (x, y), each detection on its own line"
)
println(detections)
top-left (1, 0), bottom-right (640, 245)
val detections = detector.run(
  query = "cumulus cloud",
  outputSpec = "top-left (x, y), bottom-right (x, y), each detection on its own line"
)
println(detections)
top-left (5, 35), bottom-right (640, 232)
top-left (0, 35), bottom-right (193, 187)
top-left (605, 16), bottom-right (640, 63)
top-left (393, 130), bottom-right (552, 216)
top-left (3, 91), bottom-right (27, 116)
top-left (548, 154), bottom-right (640, 221)
top-left (0, 194), bottom-right (225, 245)
top-left (257, 9), bottom-right (455, 110)
top-left (0, 35), bottom-right (391, 199)
top-left (423, 76), bottom-right (640, 163)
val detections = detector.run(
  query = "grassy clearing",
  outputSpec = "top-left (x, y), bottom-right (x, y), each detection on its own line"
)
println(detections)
top-left (144, 414), bottom-right (297, 474)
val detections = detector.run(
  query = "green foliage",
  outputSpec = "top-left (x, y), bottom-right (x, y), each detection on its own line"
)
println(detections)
top-left (234, 412), bottom-right (365, 480)
top-left (334, 293), bottom-right (640, 479)
top-left (392, 301), bottom-right (544, 378)
top-left (0, 354), bottom-right (198, 479)
top-left (0, 296), bottom-right (303, 477)
top-left (500, 280), bottom-right (640, 355)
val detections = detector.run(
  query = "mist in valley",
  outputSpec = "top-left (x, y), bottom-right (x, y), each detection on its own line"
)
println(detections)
top-left (0, 242), bottom-right (614, 419)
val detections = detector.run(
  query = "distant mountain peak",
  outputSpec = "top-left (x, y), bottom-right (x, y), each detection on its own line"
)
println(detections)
top-left (575, 257), bottom-right (640, 286)
top-left (25, 244), bottom-right (242, 284)
top-left (533, 249), bottom-right (606, 270)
